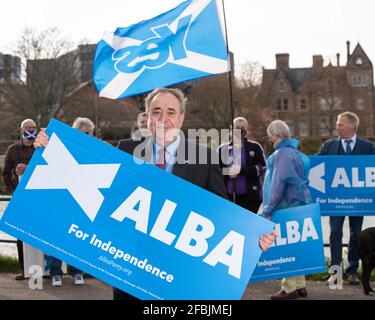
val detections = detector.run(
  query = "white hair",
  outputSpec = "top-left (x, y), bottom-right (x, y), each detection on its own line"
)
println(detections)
top-left (72, 117), bottom-right (95, 133)
top-left (267, 120), bottom-right (291, 139)
top-left (20, 119), bottom-right (36, 128)
top-left (233, 117), bottom-right (248, 127)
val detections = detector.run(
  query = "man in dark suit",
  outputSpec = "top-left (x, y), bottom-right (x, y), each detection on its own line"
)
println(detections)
top-left (114, 87), bottom-right (276, 300)
top-left (218, 117), bottom-right (266, 213)
top-left (317, 111), bottom-right (375, 285)
top-left (34, 87), bottom-right (276, 300)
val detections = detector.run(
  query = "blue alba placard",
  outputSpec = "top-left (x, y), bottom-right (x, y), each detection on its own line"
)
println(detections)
top-left (250, 203), bottom-right (325, 282)
top-left (308, 155), bottom-right (375, 216)
top-left (0, 119), bottom-right (274, 300)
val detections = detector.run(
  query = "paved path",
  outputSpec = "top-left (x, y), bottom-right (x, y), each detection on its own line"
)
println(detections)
top-left (0, 273), bottom-right (373, 300)
top-left (0, 273), bottom-right (113, 300)
top-left (245, 279), bottom-right (375, 300)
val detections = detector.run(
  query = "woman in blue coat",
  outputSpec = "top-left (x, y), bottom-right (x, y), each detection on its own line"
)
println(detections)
top-left (262, 120), bottom-right (312, 300)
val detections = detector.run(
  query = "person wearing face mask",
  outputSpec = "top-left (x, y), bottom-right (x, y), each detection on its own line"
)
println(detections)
top-left (1, 118), bottom-right (37, 280)
top-left (262, 120), bottom-right (312, 300)
top-left (218, 117), bottom-right (267, 213)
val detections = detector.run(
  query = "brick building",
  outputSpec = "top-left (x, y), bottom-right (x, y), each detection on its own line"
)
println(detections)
top-left (256, 41), bottom-right (375, 138)
top-left (0, 53), bottom-right (21, 84)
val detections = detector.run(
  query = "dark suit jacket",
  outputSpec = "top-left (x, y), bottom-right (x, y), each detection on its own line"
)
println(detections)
top-left (117, 137), bottom-right (228, 200)
top-left (317, 136), bottom-right (375, 155)
top-left (114, 136), bottom-right (228, 300)
top-left (218, 139), bottom-right (266, 200)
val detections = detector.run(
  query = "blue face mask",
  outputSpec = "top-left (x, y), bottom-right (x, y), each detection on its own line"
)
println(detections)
top-left (23, 130), bottom-right (37, 141)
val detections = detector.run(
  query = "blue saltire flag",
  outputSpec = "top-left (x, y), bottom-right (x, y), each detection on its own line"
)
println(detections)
top-left (93, 0), bottom-right (229, 99)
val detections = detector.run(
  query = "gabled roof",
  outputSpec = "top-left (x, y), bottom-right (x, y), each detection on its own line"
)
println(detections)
top-left (347, 42), bottom-right (373, 67)
top-left (263, 67), bottom-right (321, 91)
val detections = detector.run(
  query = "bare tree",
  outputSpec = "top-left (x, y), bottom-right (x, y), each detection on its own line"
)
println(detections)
top-left (187, 75), bottom-right (231, 129)
top-left (0, 27), bottom-right (80, 126)
top-left (235, 60), bottom-right (263, 88)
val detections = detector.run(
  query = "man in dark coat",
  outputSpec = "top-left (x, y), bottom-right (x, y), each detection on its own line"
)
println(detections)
top-left (317, 111), bottom-right (375, 285)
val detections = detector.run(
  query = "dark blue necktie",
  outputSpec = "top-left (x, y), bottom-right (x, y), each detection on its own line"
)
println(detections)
top-left (345, 139), bottom-right (352, 154)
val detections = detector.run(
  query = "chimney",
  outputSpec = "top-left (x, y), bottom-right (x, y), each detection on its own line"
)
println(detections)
top-left (336, 53), bottom-right (340, 67)
top-left (276, 54), bottom-right (289, 69)
top-left (312, 55), bottom-right (323, 68)
top-left (346, 40), bottom-right (351, 63)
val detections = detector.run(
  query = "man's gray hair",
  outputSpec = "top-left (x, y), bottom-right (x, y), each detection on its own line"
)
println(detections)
top-left (145, 87), bottom-right (187, 113)
top-left (233, 117), bottom-right (248, 126)
top-left (20, 119), bottom-right (36, 128)
top-left (338, 111), bottom-right (360, 130)
top-left (72, 117), bottom-right (95, 133)
top-left (267, 120), bottom-right (291, 139)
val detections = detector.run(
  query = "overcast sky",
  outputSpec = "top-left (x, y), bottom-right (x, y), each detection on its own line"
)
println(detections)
top-left (0, 0), bottom-right (374, 69)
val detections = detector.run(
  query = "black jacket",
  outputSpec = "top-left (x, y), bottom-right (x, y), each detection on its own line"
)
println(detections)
top-left (117, 137), bottom-right (228, 200)
top-left (218, 139), bottom-right (267, 200)
top-left (317, 136), bottom-right (375, 155)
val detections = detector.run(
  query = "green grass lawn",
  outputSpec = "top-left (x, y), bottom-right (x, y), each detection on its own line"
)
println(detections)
top-left (0, 254), bottom-right (21, 273)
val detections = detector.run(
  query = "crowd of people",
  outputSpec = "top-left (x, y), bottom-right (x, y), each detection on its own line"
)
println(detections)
top-left (1, 86), bottom-right (373, 300)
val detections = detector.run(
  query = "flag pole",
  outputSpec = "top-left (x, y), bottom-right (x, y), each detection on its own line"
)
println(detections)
top-left (221, 0), bottom-right (235, 128)
top-left (221, 0), bottom-right (237, 204)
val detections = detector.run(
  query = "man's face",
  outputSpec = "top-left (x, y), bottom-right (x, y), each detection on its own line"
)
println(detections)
top-left (336, 116), bottom-right (356, 139)
top-left (21, 120), bottom-right (36, 133)
top-left (233, 120), bottom-right (248, 139)
top-left (147, 92), bottom-right (185, 144)
top-left (21, 120), bottom-right (37, 142)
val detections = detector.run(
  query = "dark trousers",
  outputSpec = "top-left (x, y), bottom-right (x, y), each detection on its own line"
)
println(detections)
top-left (50, 256), bottom-right (82, 277)
top-left (329, 216), bottom-right (363, 275)
top-left (16, 240), bottom-right (24, 274)
top-left (228, 193), bottom-right (262, 214)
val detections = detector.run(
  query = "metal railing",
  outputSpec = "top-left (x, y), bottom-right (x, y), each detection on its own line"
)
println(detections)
top-left (0, 239), bottom-right (17, 243)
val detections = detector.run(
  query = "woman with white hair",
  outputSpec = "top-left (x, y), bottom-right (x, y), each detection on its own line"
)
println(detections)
top-left (72, 117), bottom-right (95, 135)
top-left (262, 120), bottom-right (312, 300)
top-left (49, 117), bottom-right (94, 287)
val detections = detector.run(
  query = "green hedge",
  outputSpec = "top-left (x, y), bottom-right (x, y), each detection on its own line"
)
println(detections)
top-left (0, 254), bottom-right (21, 273)
top-left (299, 137), bottom-right (325, 155)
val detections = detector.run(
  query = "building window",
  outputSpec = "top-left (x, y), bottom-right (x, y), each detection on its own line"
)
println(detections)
top-left (277, 99), bottom-right (282, 110)
top-left (299, 121), bottom-right (309, 137)
top-left (319, 96), bottom-right (342, 111)
top-left (319, 97), bottom-right (329, 111)
top-left (283, 99), bottom-right (289, 110)
top-left (300, 98), bottom-right (307, 110)
top-left (276, 98), bottom-right (289, 111)
top-left (352, 75), bottom-right (368, 87)
top-left (356, 97), bottom-right (365, 110)
top-left (318, 116), bottom-right (331, 137)
top-left (277, 79), bottom-right (286, 93)
top-left (327, 78), bottom-right (336, 91)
